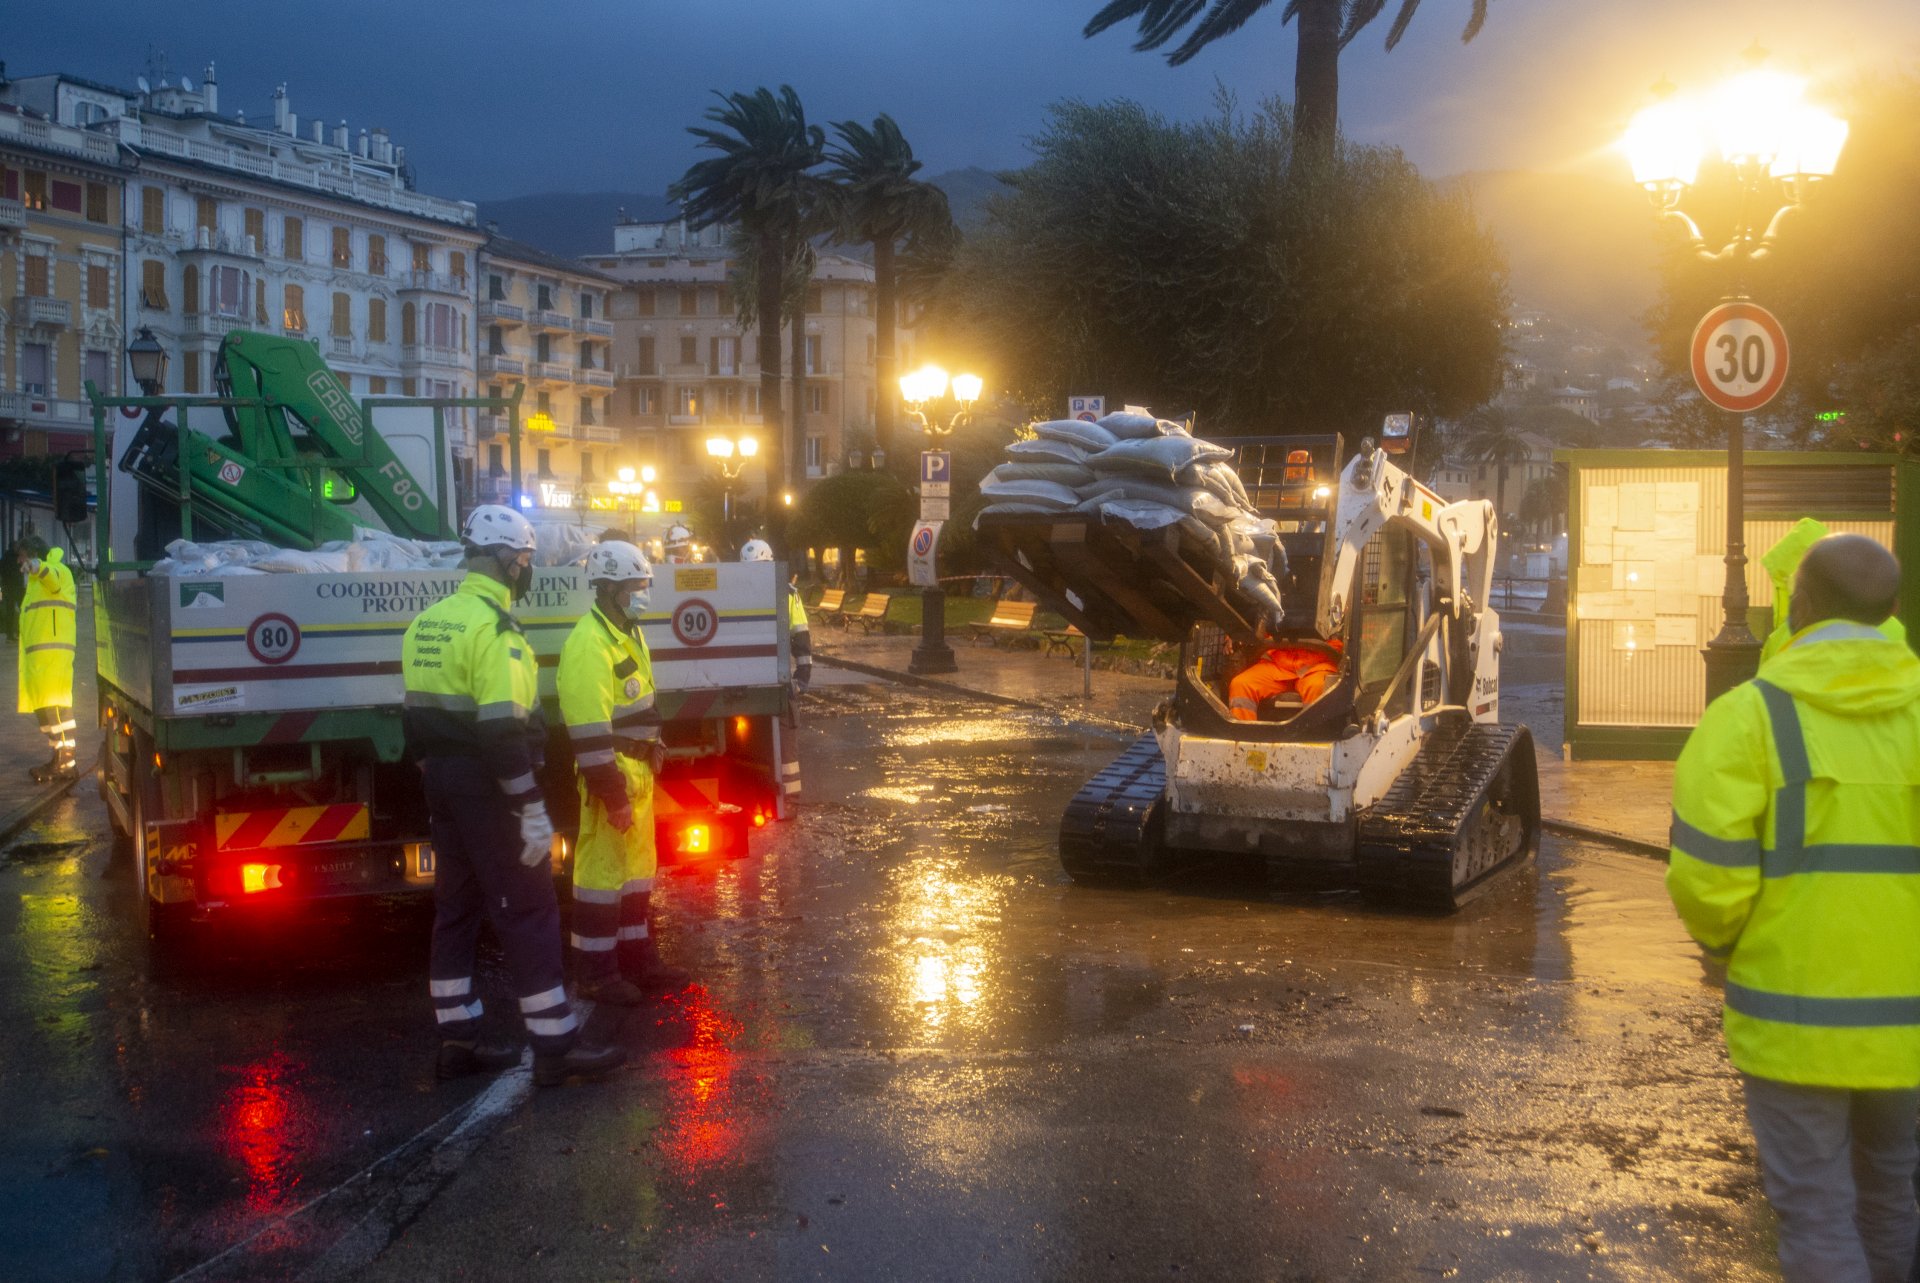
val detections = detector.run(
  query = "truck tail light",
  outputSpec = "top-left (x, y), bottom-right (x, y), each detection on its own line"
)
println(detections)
top-left (240, 862), bottom-right (283, 894)
top-left (679, 823), bottom-right (710, 855)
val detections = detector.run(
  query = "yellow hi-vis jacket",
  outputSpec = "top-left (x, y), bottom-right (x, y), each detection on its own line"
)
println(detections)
top-left (399, 572), bottom-right (543, 808)
top-left (1668, 620), bottom-right (1920, 1088)
top-left (19, 547), bottom-right (76, 713)
top-left (1758, 519), bottom-right (1907, 662)
top-left (557, 605), bottom-right (661, 814)
top-left (787, 585), bottom-right (811, 679)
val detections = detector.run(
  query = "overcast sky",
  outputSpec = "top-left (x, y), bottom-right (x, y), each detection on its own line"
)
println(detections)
top-left (10, 0), bottom-right (1920, 199)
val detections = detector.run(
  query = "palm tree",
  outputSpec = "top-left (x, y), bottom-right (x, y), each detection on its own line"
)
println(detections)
top-left (669, 85), bottom-right (826, 534)
top-left (824, 116), bottom-right (955, 465)
top-left (1082, 0), bottom-right (1489, 163)
top-left (1453, 405), bottom-right (1531, 530)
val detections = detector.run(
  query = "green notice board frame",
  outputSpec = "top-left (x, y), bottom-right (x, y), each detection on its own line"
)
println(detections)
top-left (1560, 449), bottom-right (1920, 761)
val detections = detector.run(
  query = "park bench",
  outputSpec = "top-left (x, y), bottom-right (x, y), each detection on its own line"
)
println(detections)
top-left (850, 593), bottom-right (893, 634)
top-left (815, 587), bottom-right (849, 628)
top-left (967, 599), bottom-right (1038, 646)
top-left (1041, 624), bottom-right (1087, 658)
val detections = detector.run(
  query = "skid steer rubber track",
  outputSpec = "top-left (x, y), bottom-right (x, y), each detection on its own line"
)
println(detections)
top-left (1355, 721), bottom-right (1540, 911)
top-left (1059, 733), bottom-right (1167, 885)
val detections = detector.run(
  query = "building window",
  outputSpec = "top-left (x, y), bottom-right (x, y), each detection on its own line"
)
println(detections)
top-left (580, 399), bottom-right (596, 426)
top-left (805, 436), bottom-right (824, 475)
top-left (403, 378), bottom-right (418, 397)
top-left (635, 336), bottom-right (655, 375)
top-left (87, 263), bottom-right (111, 310)
top-left (698, 287), bottom-right (716, 315)
top-left (283, 215), bottom-right (304, 261)
top-left (807, 383), bottom-right (827, 414)
top-left (677, 287), bottom-right (696, 316)
top-left (579, 343), bottom-right (597, 371)
top-left (677, 387), bottom-right (699, 417)
top-left (679, 336), bottom-right (697, 366)
top-left (537, 449), bottom-right (553, 478)
top-left (196, 196), bottom-right (218, 233)
top-left (804, 335), bottom-right (821, 375)
top-left (85, 349), bottom-right (111, 394)
top-left (24, 254), bottom-right (50, 298)
top-left (181, 351), bottom-right (201, 395)
top-left (255, 277), bottom-right (268, 323)
top-left (536, 390), bottom-right (552, 414)
top-left (210, 266), bottom-right (250, 318)
top-left (631, 385), bottom-right (658, 415)
top-left (402, 302), bottom-right (417, 345)
top-left (84, 182), bottom-right (108, 224)
top-left (283, 284), bottom-right (307, 333)
top-left (181, 264), bottom-right (201, 315)
top-left (637, 290), bottom-right (654, 317)
top-left (536, 333), bottom-right (552, 363)
top-left (332, 291), bottom-right (352, 338)
top-left (488, 325), bottom-right (504, 356)
top-left (580, 293), bottom-right (594, 319)
top-left (141, 186), bottom-right (165, 234)
top-left (744, 384), bottom-right (760, 415)
top-left (488, 274), bottom-right (506, 302)
top-left (368, 298), bottom-right (387, 342)
top-left (536, 284), bottom-right (554, 311)
top-left (426, 303), bottom-right (460, 348)
top-left (332, 227), bottom-right (352, 269)
top-left (711, 336), bottom-right (737, 376)
top-left (368, 235), bottom-right (388, 276)
top-left (806, 284), bottom-right (823, 314)
top-left (412, 243), bottom-right (431, 273)
top-left (488, 443), bottom-right (505, 476)
top-left (20, 343), bottom-right (49, 395)
top-left (449, 251), bottom-right (467, 286)
top-left (244, 207), bottom-right (264, 250)
top-left (21, 171), bottom-right (47, 211)
top-left (369, 376), bottom-right (388, 395)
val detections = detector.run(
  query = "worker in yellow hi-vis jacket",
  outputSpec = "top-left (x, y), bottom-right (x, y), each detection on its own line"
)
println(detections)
top-left (17, 535), bottom-right (77, 782)
top-left (558, 540), bottom-right (689, 1003)
top-left (1668, 534), bottom-right (1920, 1283)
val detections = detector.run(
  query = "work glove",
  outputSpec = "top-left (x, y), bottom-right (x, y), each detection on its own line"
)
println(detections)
top-left (516, 802), bottom-right (555, 868)
top-left (606, 798), bottom-right (636, 833)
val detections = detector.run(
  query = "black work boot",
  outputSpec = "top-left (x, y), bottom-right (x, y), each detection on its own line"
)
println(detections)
top-left (533, 1041), bottom-right (626, 1087)
top-left (436, 1039), bottom-right (520, 1080)
top-left (623, 932), bottom-right (691, 993)
top-left (575, 974), bottom-right (648, 1007)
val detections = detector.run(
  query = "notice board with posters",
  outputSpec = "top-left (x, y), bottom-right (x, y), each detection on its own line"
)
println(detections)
top-left (1560, 449), bottom-right (1918, 761)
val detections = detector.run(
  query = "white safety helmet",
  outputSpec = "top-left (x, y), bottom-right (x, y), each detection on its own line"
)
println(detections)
top-left (586, 540), bottom-right (653, 586)
top-left (461, 504), bottom-right (536, 554)
top-left (664, 523), bottom-right (693, 552)
top-left (739, 538), bottom-right (773, 563)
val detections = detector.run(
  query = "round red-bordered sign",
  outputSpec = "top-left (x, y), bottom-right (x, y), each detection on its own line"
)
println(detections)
top-left (247, 613), bottom-right (301, 665)
top-left (912, 526), bottom-right (935, 557)
top-left (119, 404), bottom-right (145, 419)
top-left (670, 598), bottom-right (718, 647)
top-left (1690, 301), bottom-right (1790, 413)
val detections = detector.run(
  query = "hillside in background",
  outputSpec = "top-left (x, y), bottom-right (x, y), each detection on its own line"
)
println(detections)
top-left (475, 167), bottom-right (1655, 354)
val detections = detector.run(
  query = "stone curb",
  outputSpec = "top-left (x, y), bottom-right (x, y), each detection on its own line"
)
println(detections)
top-left (821, 652), bottom-right (1662, 859)
top-left (0, 772), bottom-right (82, 846)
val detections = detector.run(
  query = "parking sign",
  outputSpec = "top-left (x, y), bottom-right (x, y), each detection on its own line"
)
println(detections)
top-left (1069, 396), bottom-right (1105, 423)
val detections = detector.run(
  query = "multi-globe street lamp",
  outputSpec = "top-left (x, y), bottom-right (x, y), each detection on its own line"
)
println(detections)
top-left (1623, 59), bottom-right (1847, 700)
top-left (706, 433), bottom-right (759, 541)
top-left (899, 364), bottom-right (983, 676)
top-left (607, 463), bottom-right (658, 529)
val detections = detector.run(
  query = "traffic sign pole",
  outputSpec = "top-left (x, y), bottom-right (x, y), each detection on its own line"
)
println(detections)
top-left (911, 453), bottom-right (957, 675)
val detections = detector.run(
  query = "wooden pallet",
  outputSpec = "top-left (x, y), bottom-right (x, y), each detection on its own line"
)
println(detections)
top-left (976, 511), bottom-right (1265, 646)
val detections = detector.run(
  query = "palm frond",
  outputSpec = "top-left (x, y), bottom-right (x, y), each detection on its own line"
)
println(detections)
top-left (1168, 0), bottom-right (1274, 66)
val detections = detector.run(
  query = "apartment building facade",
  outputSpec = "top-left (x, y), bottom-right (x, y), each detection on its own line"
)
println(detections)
top-left (589, 218), bottom-right (902, 506)
top-left (475, 234), bottom-right (617, 515)
top-left (1, 67), bottom-right (485, 485)
top-left (0, 100), bottom-right (127, 458)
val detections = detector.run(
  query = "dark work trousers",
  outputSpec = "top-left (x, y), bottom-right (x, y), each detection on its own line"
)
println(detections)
top-left (421, 756), bottom-right (577, 1054)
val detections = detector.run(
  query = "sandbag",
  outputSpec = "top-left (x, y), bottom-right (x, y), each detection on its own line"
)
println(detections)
top-left (986, 460), bottom-right (1097, 488)
top-left (251, 546), bottom-right (355, 574)
top-left (1088, 499), bottom-right (1218, 548)
top-left (1032, 418), bottom-right (1117, 451)
top-left (1179, 460), bottom-right (1254, 510)
top-left (1088, 435), bottom-right (1234, 481)
top-left (1077, 475), bottom-right (1205, 512)
top-left (1096, 411), bottom-right (1160, 439)
top-left (533, 522), bottom-right (596, 567)
top-left (975, 501), bottom-right (1074, 528)
top-left (1154, 418), bottom-right (1193, 438)
top-left (978, 477), bottom-right (1082, 510)
top-left (1006, 437), bottom-right (1091, 465)
top-left (1233, 555), bottom-right (1286, 628)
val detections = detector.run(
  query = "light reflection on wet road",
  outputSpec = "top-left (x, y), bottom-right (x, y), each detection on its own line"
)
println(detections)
top-left (0, 686), bottom-right (1777, 1281)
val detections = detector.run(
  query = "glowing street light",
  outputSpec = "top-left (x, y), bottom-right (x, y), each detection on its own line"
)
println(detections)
top-left (897, 363), bottom-right (985, 676)
top-left (705, 432), bottom-right (759, 545)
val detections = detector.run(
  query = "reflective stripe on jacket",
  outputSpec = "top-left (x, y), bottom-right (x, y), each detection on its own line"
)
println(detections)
top-left (400, 572), bottom-right (541, 807)
top-left (557, 605), bottom-right (660, 812)
top-left (1667, 620), bottom-right (1920, 1088)
top-left (18, 548), bottom-right (76, 713)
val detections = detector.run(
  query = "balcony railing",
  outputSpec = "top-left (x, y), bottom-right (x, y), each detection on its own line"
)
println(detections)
top-left (526, 419), bottom-right (574, 440)
top-left (573, 316), bottom-right (613, 338)
top-left (575, 368), bottom-right (615, 388)
top-left (476, 412), bottom-right (506, 439)
top-left (181, 227), bottom-right (262, 259)
top-left (0, 390), bottom-right (31, 417)
top-left (479, 353), bottom-right (525, 378)
top-left (0, 198), bottom-right (26, 230)
top-left (11, 297), bottom-right (72, 328)
top-left (480, 299), bottom-right (525, 326)
top-left (529, 309), bottom-right (572, 333)
top-left (185, 313), bottom-right (249, 340)
top-left (329, 335), bottom-right (355, 359)
top-left (400, 270), bottom-right (469, 295)
top-left (402, 342), bottom-right (464, 367)
top-left (617, 362), bottom-right (658, 380)
top-left (578, 424), bottom-right (621, 444)
top-left (529, 361), bottom-right (573, 383)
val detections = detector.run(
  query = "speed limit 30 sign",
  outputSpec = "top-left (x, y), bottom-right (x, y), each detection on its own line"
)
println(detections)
top-left (1690, 301), bottom-right (1789, 413)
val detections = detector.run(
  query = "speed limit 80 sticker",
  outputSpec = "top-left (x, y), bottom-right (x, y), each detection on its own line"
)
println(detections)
top-left (246, 613), bottom-right (302, 664)
top-left (670, 598), bottom-right (718, 647)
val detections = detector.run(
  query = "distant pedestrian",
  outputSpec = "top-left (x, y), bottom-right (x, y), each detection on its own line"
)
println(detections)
top-left (1667, 533), bottom-right (1920, 1283)
top-left (740, 538), bottom-right (807, 806)
top-left (0, 531), bottom-right (24, 641)
top-left (16, 534), bottom-right (77, 782)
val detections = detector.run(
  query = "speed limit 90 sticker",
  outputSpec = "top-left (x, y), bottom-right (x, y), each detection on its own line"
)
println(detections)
top-left (670, 598), bottom-right (718, 647)
top-left (246, 613), bottom-right (302, 664)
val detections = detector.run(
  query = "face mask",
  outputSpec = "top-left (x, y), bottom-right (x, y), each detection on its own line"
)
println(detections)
top-left (24, 558), bottom-right (41, 576)
top-left (497, 550), bottom-right (533, 601)
top-left (628, 584), bottom-right (652, 614)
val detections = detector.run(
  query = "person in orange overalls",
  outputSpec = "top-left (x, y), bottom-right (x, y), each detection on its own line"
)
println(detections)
top-left (1228, 638), bottom-right (1343, 720)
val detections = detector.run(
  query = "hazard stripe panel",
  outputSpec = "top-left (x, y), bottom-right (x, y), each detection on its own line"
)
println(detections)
top-left (653, 776), bottom-right (720, 816)
top-left (215, 804), bottom-right (371, 851)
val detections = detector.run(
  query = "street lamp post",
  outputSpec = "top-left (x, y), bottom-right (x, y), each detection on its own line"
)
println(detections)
top-left (126, 327), bottom-right (169, 395)
top-left (608, 464), bottom-right (657, 533)
top-left (900, 365), bottom-right (983, 676)
top-left (706, 434), bottom-right (758, 552)
top-left (1624, 59), bottom-right (1847, 701)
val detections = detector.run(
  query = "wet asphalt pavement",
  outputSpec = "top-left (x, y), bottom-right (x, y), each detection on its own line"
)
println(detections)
top-left (0, 677), bottom-right (1775, 1282)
